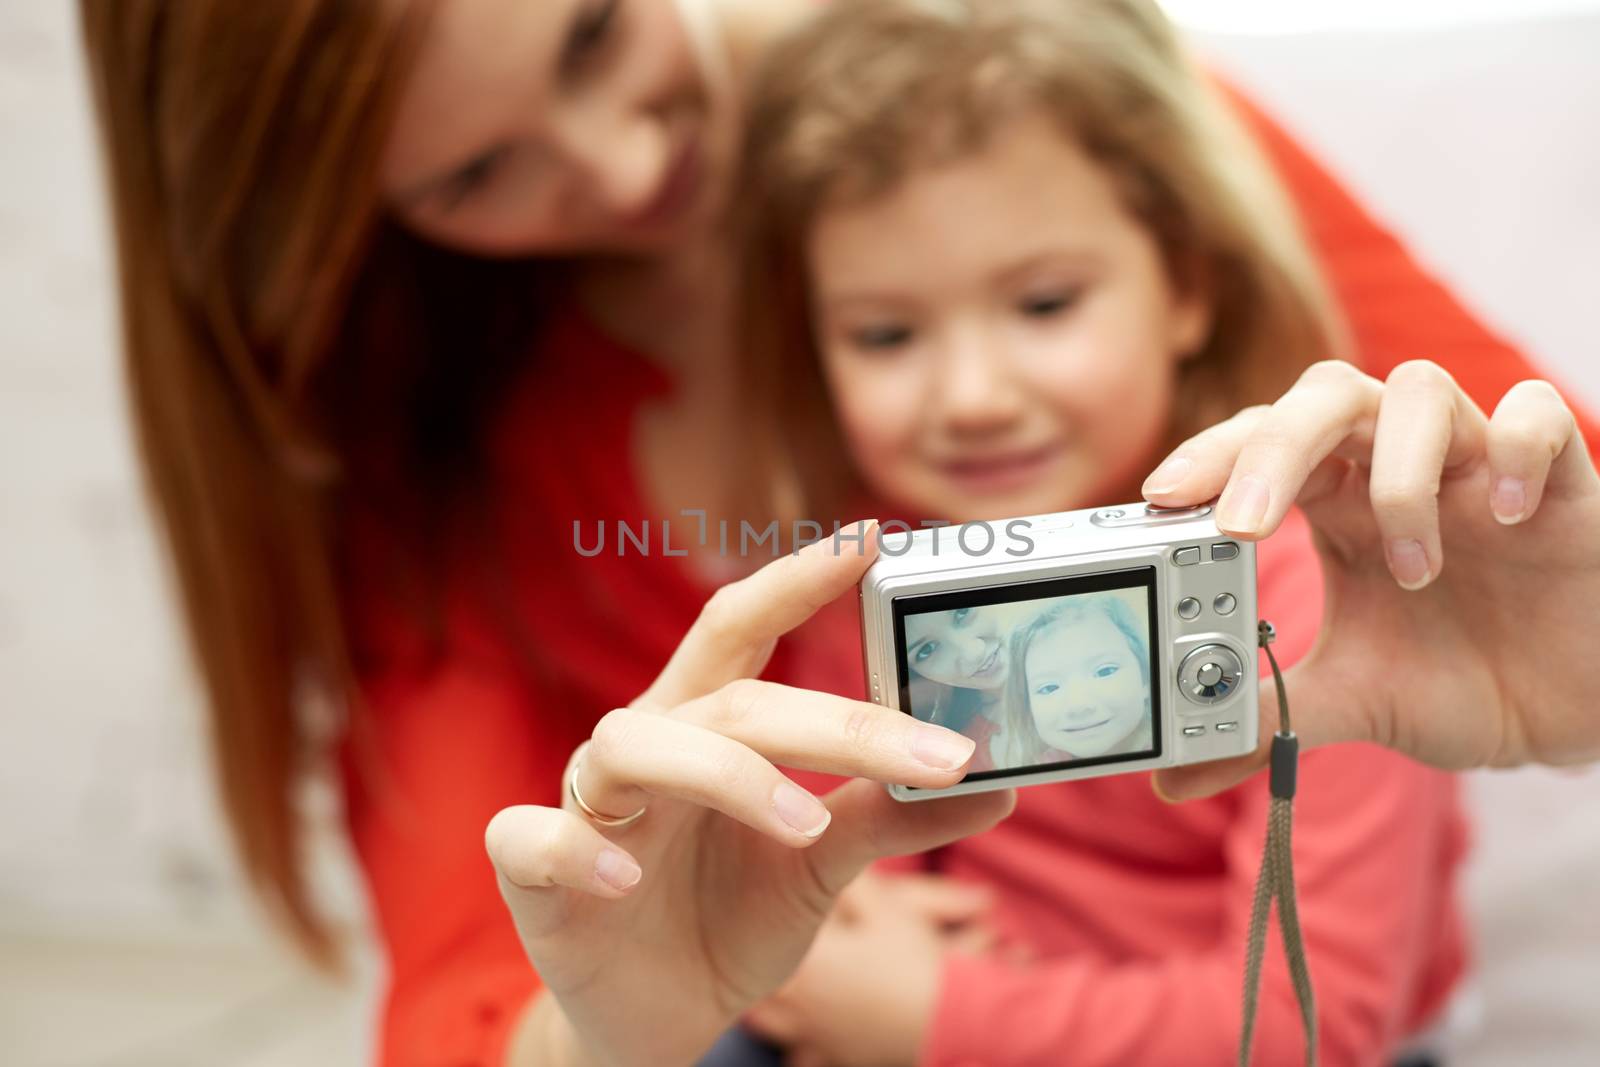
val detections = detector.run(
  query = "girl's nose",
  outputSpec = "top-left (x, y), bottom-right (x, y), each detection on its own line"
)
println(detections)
top-left (932, 324), bottom-right (1025, 435)
top-left (1063, 682), bottom-right (1101, 718)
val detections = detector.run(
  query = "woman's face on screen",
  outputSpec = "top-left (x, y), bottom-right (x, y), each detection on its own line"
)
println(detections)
top-left (1024, 614), bottom-right (1147, 757)
top-left (379, 0), bottom-right (738, 257)
top-left (905, 602), bottom-right (1029, 691)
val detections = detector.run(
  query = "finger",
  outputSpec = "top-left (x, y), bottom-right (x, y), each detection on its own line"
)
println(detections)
top-left (1207, 361), bottom-right (1385, 539)
top-left (1141, 404), bottom-right (1269, 504)
top-left (787, 1047), bottom-right (830, 1067)
top-left (1150, 657), bottom-right (1378, 801)
top-left (484, 805), bottom-right (643, 903)
top-left (802, 779), bottom-right (1016, 899)
top-left (578, 687), bottom-right (980, 846)
top-left (880, 874), bottom-right (994, 924)
top-left (1144, 404), bottom-right (1351, 523)
top-left (943, 923), bottom-right (1000, 958)
top-left (1368, 361), bottom-right (1487, 589)
top-left (671, 679), bottom-right (980, 784)
top-left (1486, 380), bottom-right (1592, 524)
top-left (579, 708), bottom-right (837, 844)
top-left (641, 521), bottom-right (879, 709)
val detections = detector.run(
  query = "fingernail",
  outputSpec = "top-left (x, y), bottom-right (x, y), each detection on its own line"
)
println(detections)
top-left (1150, 776), bottom-right (1178, 805)
top-left (773, 781), bottom-right (832, 838)
top-left (911, 725), bottom-right (976, 771)
top-left (1217, 475), bottom-right (1269, 534)
top-left (1143, 456), bottom-right (1193, 496)
top-left (1492, 477), bottom-right (1527, 524)
top-left (595, 848), bottom-right (642, 892)
top-left (1386, 539), bottom-right (1432, 590)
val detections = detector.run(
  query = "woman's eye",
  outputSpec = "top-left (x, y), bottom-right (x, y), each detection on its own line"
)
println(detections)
top-left (1035, 682), bottom-right (1060, 696)
top-left (844, 319), bottom-right (921, 348)
top-left (1019, 288), bottom-right (1082, 319)
top-left (563, 0), bottom-right (620, 74)
top-left (1094, 663), bottom-right (1121, 678)
top-left (437, 148), bottom-right (507, 212)
top-left (915, 641), bottom-right (939, 663)
top-left (850, 323), bottom-right (914, 350)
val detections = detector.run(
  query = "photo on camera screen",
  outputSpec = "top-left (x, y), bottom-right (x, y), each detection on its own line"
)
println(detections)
top-left (893, 571), bottom-right (1161, 780)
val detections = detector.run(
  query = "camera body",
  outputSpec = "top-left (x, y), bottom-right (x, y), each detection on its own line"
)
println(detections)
top-left (859, 503), bottom-right (1259, 801)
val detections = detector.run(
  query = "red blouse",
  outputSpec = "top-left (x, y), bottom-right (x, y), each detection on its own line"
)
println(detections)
top-left (339, 92), bottom-right (1599, 1067)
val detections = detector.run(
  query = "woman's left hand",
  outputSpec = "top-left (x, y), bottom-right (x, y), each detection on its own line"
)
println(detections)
top-left (1143, 360), bottom-right (1600, 799)
top-left (743, 872), bottom-right (1003, 1067)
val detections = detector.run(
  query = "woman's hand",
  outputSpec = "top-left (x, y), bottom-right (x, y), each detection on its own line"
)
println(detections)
top-left (743, 872), bottom-right (1002, 1067)
top-left (1144, 360), bottom-right (1600, 800)
top-left (485, 525), bottom-right (1016, 1067)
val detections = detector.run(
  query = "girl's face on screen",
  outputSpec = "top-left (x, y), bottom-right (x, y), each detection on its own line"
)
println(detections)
top-left (1023, 614), bottom-right (1148, 758)
top-left (810, 110), bottom-right (1211, 523)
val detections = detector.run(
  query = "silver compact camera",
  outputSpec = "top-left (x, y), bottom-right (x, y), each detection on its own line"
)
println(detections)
top-left (859, 503), bottom-right (1258, 800)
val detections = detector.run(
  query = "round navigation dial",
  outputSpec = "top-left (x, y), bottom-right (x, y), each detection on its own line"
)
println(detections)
top-left (1178, 644), bottom-right (1244, 706)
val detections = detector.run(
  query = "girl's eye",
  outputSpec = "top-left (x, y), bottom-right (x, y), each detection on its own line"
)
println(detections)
top-left (1035, 682), bottom-right (1060, 696)
top-left (952, 607), bottom-right (973, 626)
top-left (850, 323), bottom-right (914, 350)
top-left (1094, 663), bottom-right (1121, 678)
top-left (1019, 288), bottom-right (1082, 319)
top-left (563, 0), bottom-right (620, 75)
top-left (915, 641), bottom-right (939, 663)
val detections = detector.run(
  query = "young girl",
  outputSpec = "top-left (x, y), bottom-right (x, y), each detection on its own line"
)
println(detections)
top-left (736, 1), bottom-right (1471, 1063)
top-left (1001, 593), bottom-right (1154, 767)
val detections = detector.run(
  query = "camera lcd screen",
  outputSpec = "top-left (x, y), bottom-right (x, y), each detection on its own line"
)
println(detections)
top-left (892, 569), bottom-right (1161, 781)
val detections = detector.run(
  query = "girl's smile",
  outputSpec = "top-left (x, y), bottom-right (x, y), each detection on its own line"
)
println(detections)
top-left (810, 108), bottom-right (1211, 523)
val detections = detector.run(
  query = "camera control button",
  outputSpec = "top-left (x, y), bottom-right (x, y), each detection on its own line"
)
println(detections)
top-left (1210, 542), bottom-right (1240, 562)
top-left (1178, 644), bottom-right (1245, 706)
top-left (1212, 593), bottom-right (1236, 616)
top-left (1174, 546), bottom-right (1202, 566)
top-left (1177, 597), bottom-right (1201, 620)
top-left (1216, 721), bottom-right (1239, 733)
top-left (1183, 725), bottom-right (1206, 737)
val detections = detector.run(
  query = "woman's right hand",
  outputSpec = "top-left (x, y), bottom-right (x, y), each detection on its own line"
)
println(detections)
top-left (485, 525), bottom-right (1016, 1067)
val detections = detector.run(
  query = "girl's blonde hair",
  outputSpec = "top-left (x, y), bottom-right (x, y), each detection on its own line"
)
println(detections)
top-left (998, 595), bottom-right (1151, 766)
top-left (737, 0), bottom-right (1347, 524)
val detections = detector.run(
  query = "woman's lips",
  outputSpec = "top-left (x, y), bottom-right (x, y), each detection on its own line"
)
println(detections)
top-left (970, 644), bottom-right (1001, 679)
top-left (937, 442), bottom-right (1060, 495)
top-left (627, 132), bottom-right (703, 231)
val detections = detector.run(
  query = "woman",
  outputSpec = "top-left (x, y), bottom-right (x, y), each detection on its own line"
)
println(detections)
top-left (77, 1), bottom-right (1600, 1065)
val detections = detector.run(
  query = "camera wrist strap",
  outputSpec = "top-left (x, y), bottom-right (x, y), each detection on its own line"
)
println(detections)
top-left (1238, 620), bottom-right (1317, 1067)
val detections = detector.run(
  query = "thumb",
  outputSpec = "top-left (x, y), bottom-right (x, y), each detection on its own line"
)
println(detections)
top-left (1152, 749), bottom-right (1267, 803)
top-left (1153, 655), bottom-right (1371, 801)
top-left (805, 780), bottom-right (1015, 897)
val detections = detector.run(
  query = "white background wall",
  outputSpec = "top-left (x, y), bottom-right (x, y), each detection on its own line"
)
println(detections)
top-left (1, 1), bottom-right (1597, 1064)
